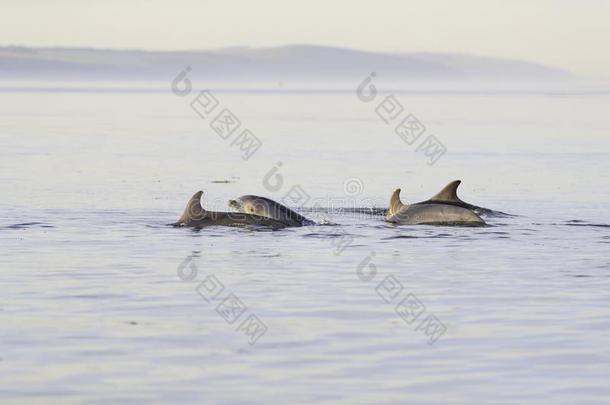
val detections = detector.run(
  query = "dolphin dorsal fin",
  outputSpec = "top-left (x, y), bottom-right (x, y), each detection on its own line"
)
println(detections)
top-left (388, 188), bottom-right (405, 218)
top-left (177, 191), bottom-right (206, 224)
top-left (431, 180), bottom-right (462, 202)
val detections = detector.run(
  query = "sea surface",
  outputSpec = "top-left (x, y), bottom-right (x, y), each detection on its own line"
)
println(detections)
top-left (1, 84), bottom-right (610, 404)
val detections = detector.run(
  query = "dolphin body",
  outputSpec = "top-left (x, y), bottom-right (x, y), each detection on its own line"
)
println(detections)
top-left (174, 191), bottom-right (288, 229)
top-left (228, 195), bottom-right (315, 227)
top-left (386, 180), bottom-right (486, 226)
top-left (416, 180), bottom-right (489, 214)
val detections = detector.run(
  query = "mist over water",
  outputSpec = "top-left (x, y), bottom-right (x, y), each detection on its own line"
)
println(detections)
top-left (1, 85), bottom-right (610, 404)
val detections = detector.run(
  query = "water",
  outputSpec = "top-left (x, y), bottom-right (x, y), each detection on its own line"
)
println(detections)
top-left (1, 87), bottom-right (610, 404)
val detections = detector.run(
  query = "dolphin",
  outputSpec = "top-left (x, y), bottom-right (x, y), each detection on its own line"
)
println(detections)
top-left (386, 188), bottom-right (485, 226)
top-left (416, 180), bottom-right (487, 214)
top-left (228, 195), bottom-right (315, 227)
top-left (174, 191), bottom-right (288, 229)
top-left (421, 180), bottom-right (512, 217)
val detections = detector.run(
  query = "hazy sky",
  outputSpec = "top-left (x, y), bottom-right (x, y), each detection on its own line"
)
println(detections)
top-left (1, 0), bottom-right (609, 77)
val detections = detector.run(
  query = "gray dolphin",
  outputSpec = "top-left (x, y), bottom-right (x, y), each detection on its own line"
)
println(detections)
top-left (228, 195), bottom-right (314, 227)
top-left (387, 188), bottom-right (485, 226)
top-left (174, 191), bottom-right (287, 229)
top-left (417, 180), bottom-right (486, 214)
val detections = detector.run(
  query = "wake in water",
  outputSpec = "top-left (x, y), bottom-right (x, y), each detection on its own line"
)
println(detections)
top-left (302, 205), bottom-right (514, 218)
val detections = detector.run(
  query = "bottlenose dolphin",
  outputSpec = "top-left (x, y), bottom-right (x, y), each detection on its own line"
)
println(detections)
top-left (417, 180), bottom-right (486, 214)
top-left (387, 188), bottom-right (485, 226)
top-left (228, 195), bottom-right (314, 227)
top-left (174, 191), bottom-right (287, 229)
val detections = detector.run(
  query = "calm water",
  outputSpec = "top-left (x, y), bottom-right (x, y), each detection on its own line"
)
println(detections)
top-left (1, 87), bottom-right (610, 404)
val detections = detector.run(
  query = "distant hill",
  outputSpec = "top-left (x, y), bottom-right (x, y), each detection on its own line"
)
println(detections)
top-left (0, 44), bottom-right (573, 83)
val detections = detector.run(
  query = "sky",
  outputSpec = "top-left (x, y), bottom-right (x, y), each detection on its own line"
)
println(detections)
top-left (1, 0), bottom-right (609, 77)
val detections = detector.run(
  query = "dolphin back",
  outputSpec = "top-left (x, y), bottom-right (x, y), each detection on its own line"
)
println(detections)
top-left (233, 195), bottom-right (313, 227)
top-left (174, 191), bottom-right (287, 229)
top-left (387, 203), bottom-right (486, 226)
